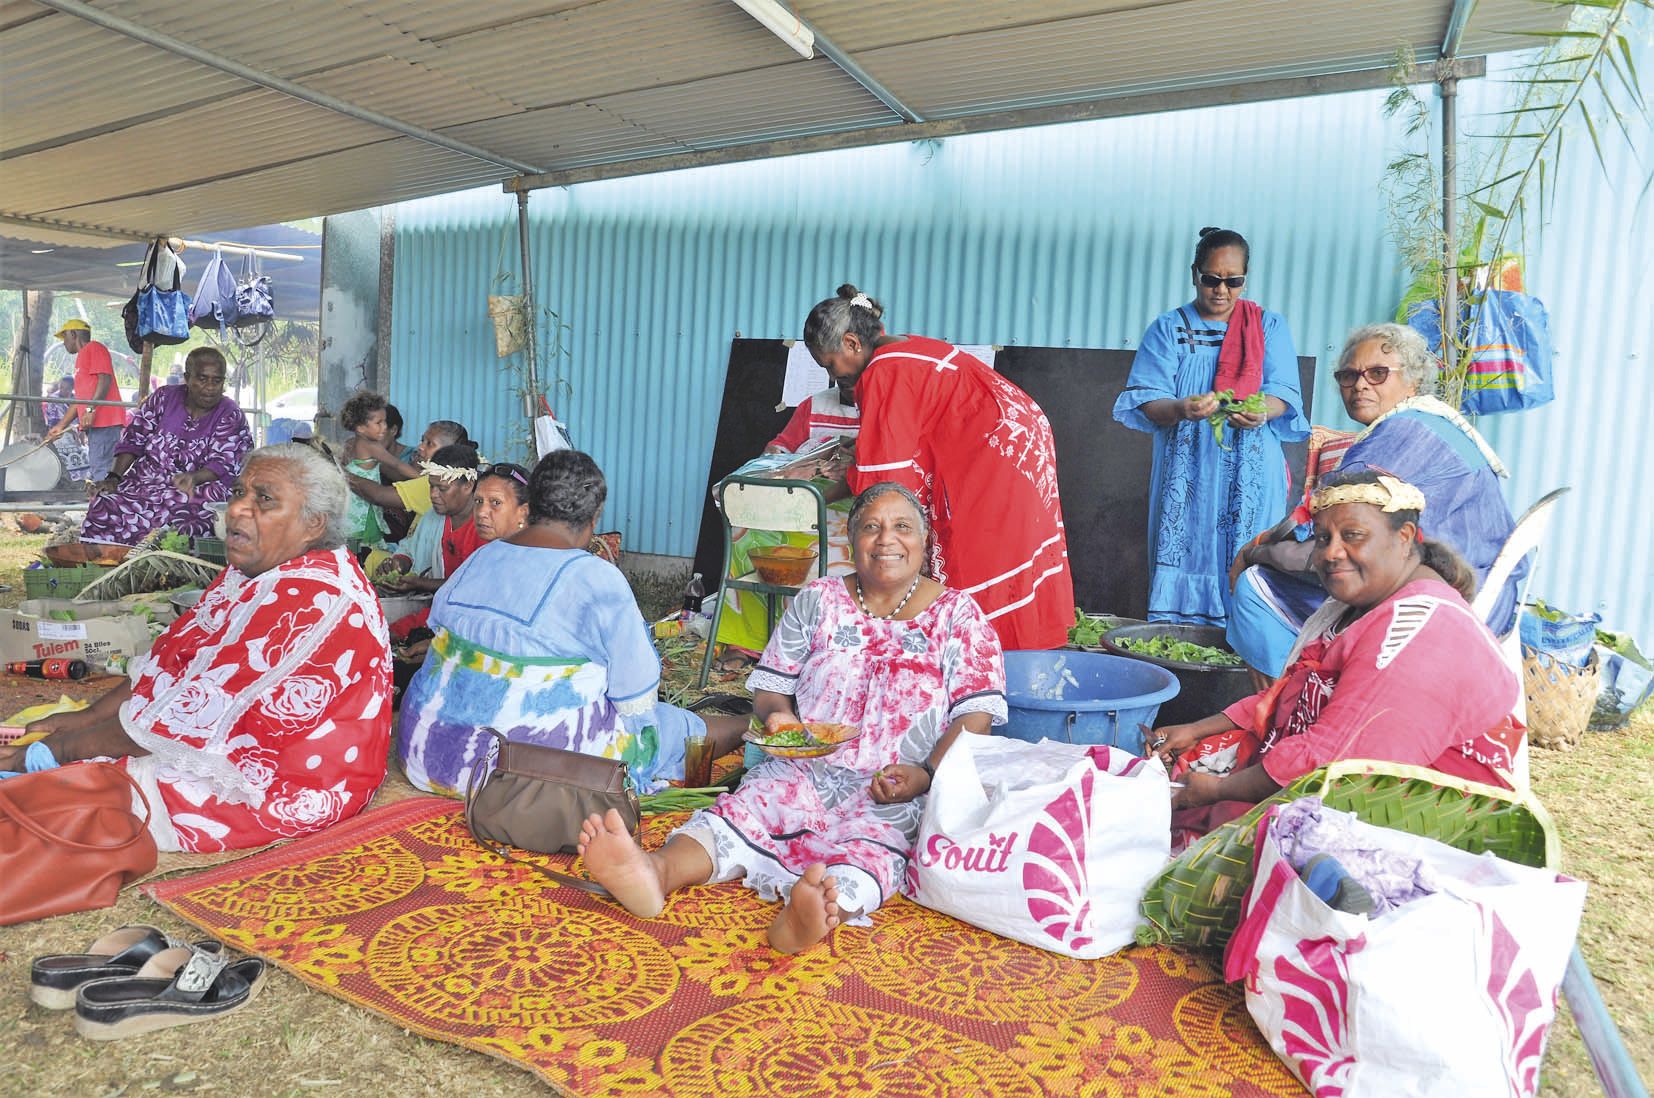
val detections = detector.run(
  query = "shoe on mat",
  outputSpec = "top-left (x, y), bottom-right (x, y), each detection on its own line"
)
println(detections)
top-left (73, 945), bottom-right (263, 1041)
top-left (30, 925), bottom-right (171, 1010)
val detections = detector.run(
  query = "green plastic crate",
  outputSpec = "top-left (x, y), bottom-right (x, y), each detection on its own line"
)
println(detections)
top-left (192, 536), bottom-right (227, 563)
top-left (22, 564), bottom-right (106, 599)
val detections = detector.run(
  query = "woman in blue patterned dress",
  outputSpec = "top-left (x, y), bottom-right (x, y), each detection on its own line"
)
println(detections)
top-left (1113, 228), bottom-right (1308, 624)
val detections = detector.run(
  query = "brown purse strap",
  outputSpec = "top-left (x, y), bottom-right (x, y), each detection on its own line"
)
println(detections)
top-left (473, 834), bottom-right (616, 898)
top-left (0, 762), bottom-right (154, 853)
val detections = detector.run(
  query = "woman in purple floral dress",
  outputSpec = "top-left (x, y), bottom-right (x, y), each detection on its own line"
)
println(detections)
top-left (580, 482), bottom-right (1006, 953)
top-left (81, 348), bottom-right (253, 546)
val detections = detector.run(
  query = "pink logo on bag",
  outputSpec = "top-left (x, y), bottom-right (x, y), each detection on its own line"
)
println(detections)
top-left (1479, 904), bottom-right (1547, 1094)
top-left (1274, 936), bottom-right (1358, 1096)
top-left (1021, 767), bottom-right (1097, 951)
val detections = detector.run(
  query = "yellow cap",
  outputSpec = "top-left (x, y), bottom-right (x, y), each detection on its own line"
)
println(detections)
top-left (54, 319), bottom-right (91, 338)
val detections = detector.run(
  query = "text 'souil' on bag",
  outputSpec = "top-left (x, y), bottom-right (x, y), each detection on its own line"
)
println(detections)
top-left (908, 735), bottom-right (1170, 959)
top-left (1224, 799), bottom-right (1584, 1098)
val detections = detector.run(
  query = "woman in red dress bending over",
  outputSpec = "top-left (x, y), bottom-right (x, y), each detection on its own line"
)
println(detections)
top-left (805, 284), bottom-right (1074, 651)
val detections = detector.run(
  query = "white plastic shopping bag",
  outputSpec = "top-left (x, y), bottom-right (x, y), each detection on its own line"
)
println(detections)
top-left (534, 398), bottom-right (573, 459)
top-left (909, 735), bottom-right (1170, 958)
top-left (1223, 800), bottom-right (1585, 1098)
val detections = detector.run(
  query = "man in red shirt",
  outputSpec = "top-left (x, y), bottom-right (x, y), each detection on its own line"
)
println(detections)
top-left (44, 319), bottom-right (128, 482)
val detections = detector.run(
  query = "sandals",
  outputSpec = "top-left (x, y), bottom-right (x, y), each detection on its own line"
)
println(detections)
top-left (73, 944), bottom-right (266, 1041)
top-left (30, 925), bottom-right (172, 1010)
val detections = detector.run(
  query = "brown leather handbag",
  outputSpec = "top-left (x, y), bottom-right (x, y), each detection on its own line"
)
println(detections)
top-left (463, 728), bottom-right (640, 894)
top-left (0, 761), bottom-right (158, 927)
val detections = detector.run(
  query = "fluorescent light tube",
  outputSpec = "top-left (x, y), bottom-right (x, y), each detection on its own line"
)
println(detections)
top-left (731, 0), bottom-right (814, 59)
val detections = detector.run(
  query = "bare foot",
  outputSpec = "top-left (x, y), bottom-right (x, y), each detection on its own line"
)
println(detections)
top-left (768, 862), bottom-right (841, 954)
top-left (576, 809), bottom-right (667, 918)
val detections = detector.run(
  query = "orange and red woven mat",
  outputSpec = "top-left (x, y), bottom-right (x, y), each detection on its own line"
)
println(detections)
top-left (147, 797), bottom-right (1303, 1097)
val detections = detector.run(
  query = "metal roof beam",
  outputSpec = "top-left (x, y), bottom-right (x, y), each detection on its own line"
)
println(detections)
top-left (0, 211), bottom-right (150, 243)
top-left (33, 0), bottom-right (543, 176)
top-left (508, 58), bottom-right (1484, 193)
top-left (1441, 0), bottom-right (1479, 59)
top-left (809, 25), bottom-right (924, 124)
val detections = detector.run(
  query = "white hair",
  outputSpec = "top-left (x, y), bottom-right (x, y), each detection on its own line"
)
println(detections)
top-left (1339, 322), bottom-right (1438, 396)
top-left (242, 443), bottom-right (350, 549)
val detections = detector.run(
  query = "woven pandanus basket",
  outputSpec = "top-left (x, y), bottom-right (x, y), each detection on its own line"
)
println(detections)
top-left (1523, 648), bottom-right (1601, 751)
top-left (1136, 759), bottom-right (1558, 950)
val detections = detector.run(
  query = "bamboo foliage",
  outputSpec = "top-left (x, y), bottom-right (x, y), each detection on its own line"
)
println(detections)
top-left (1384, 1), bottom-right (1653, 410)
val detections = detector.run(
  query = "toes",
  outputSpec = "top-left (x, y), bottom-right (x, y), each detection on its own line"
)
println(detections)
top-left (602, 808), bottom-right (629, 833)
top-left (799, 863), bottom-right (827, 886)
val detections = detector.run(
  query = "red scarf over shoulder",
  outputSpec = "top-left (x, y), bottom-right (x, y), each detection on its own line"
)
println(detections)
top-left (1213, 299), bottom-right (1265, 398)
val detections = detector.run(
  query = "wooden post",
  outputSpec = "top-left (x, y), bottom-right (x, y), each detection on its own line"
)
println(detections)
top-left (137, 340), bottom-right (153, 400)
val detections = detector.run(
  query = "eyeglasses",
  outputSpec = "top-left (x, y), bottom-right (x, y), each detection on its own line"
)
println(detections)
top-left (484, 463), bottom-right (528, 485)
top-left (1196, 272), bottom-right (1246, 289)
top-left (1333, 366), bottom-right (1394, 389)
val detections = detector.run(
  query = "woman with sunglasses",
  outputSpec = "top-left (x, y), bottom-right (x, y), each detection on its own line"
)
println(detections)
top-left (1226, 322), bottom-right (1519, 679)
top-left (1113, 228), bottom-right (1308, 625)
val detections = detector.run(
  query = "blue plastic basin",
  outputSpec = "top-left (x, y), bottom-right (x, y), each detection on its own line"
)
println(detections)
top-left (1001, 650), bottom-right (1181, 755)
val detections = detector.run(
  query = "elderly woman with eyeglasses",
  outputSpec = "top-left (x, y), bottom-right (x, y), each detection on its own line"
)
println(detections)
top-left (1113, 227), bottom-right (1309, 626)
top-left (1226, 322), bottom-right (1521, 678)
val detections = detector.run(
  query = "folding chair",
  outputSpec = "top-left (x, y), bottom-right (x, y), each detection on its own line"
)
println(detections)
top-left (1471, 486), bottom-right (1570, 792)
top-left (697, 476), bottom-right (829, 688)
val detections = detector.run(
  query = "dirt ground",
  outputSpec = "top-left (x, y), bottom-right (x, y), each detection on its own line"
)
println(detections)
top-left (0, 522), bottom-right (1647, 1097)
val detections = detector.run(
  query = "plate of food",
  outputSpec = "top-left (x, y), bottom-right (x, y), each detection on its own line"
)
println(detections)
top-left (742, 720), bottom-right (861, 759)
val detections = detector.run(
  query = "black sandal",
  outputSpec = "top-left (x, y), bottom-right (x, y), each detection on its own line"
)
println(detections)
top-left (73, 945), bottom-right (265, 1041)
top-left (30, 926), bottom-right (170, 1011)
top-left (688, 693), bottom-right (754, 716)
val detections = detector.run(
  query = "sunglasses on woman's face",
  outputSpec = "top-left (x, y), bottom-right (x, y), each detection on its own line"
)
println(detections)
top-left (1196, 271), bottom-right (1246, 289)
top-left (1334, 365), bottom-right (1394, 388)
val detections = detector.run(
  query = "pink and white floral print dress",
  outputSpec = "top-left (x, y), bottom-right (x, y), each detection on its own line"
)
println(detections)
top-left (682, 576), bottom-right (1006, 920)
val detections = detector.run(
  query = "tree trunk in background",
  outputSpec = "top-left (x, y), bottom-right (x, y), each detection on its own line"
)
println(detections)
top-left (5, 290), bottom-right (53, 438)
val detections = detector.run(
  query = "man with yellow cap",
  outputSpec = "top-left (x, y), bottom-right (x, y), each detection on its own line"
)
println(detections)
top-left (44, 319), bottom-right (128, 482)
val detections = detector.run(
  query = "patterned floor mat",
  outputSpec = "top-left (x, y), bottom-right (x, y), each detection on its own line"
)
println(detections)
top-left (146, 797), bottom-right (1304, 1097)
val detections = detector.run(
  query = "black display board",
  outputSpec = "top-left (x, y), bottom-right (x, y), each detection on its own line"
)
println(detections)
top-left (692, 339), bottom-right (1317, 620)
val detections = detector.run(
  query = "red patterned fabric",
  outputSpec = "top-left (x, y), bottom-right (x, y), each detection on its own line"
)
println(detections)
top-left (1222, 579), bottom-right (1517, 788)
top-left (848, 336), bottom-right (1074, 650)
top-left (120, 547), bottom-right (393, 851)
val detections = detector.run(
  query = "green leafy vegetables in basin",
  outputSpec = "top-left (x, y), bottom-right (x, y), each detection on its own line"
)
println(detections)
top-left (1116, 634), bottom-right (1245, 667)
top-left (1069, 609), bottom-right (1110, 647)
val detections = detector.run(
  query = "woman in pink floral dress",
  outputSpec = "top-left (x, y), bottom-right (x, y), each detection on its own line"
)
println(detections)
top-left (580, 482), bottom-right (1006, 952)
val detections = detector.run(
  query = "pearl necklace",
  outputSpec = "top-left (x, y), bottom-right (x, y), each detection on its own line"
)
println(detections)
top-left (856, 574), bottom-right (920, 620)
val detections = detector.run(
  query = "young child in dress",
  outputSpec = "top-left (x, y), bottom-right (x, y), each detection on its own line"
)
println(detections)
top-left (339, 390), bottom-right (392, 550)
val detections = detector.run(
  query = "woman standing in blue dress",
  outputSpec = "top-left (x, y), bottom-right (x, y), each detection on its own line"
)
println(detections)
top-left (1113, 227), bottom-right (1308, 624)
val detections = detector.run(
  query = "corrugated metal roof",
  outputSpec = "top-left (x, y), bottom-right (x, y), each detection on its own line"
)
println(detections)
top-left (2, 0), bottom-right (1572, 246)
top-left (384, 35), bottom-right (1653, 643)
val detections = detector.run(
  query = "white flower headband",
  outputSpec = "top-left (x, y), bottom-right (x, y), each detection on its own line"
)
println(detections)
top-left (420, 460), bottom-right (478, 483)
top-left (1310, 474), bottom-right (1426, 516)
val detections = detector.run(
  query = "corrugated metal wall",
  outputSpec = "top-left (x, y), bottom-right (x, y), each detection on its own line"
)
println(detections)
top-left (388, 38), bottom-right (1653, 640)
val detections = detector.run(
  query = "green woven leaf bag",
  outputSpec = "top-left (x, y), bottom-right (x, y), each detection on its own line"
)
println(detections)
top-left (1136, 759), bottom-right (1559, 950)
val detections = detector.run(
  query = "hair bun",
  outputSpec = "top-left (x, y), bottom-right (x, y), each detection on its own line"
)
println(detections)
top-left (836, 283), bottom-right (860, 300)
top-left (1198, 226), bottom-right (1222, 238)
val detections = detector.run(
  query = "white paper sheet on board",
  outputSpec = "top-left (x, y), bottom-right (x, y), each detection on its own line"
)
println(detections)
top-left (781, 343), bottom-right (830, 407)
top-left (957, 345), bottom-right (997, 370)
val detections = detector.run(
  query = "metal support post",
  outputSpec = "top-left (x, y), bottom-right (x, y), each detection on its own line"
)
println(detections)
top-left (516, 189), bottom-right (540, 454)
top-left (1440, 61), bottom-right (1460, 365)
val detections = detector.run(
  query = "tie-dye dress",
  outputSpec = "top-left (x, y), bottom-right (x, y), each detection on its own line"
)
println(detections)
top-left (395, 541), bottom-right (699, 797)
top-left (682, 577), bottom-right (1006, 920)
